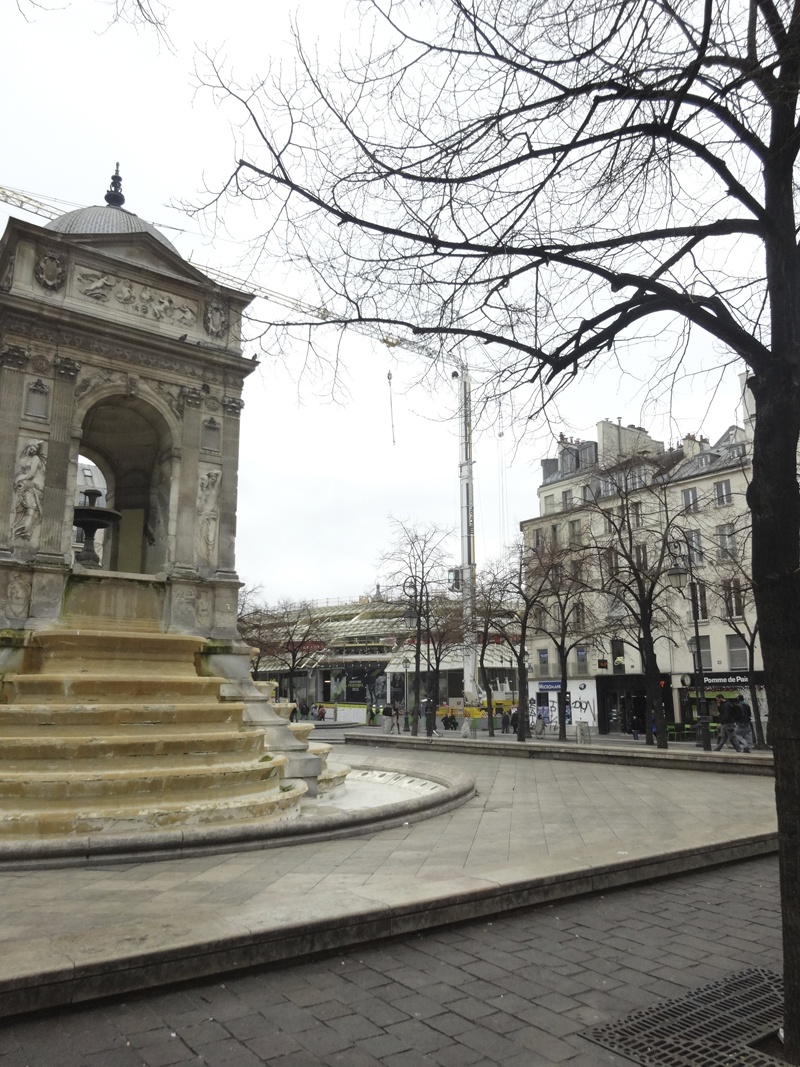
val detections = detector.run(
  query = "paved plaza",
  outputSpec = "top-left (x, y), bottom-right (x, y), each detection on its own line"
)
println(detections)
top-left (0, 855), bottom-right (781, 1066)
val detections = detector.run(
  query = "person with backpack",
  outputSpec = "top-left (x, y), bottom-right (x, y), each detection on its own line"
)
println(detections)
top-left (735, 694), bottom-right (754, 752)
top-left (713, 694), bottom-right (743, 752)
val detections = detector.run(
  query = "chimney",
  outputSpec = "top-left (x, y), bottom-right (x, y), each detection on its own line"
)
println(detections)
top-left (683, 433), bottom-right (700, 459)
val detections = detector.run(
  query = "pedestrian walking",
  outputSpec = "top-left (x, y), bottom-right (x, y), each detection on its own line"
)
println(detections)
top-left (534, 712), bottom-right (545, 738)
top-left (510, 709), bottom-right (519, 733)
top-left (714, 694), bottom-right (743, 752)
top-left (501, 710), bottom-right (510, 734)
top-left (735, 694), bottom-right (754, 752)
top-left (368, 705), bottom-right (377, 727)
top-left (391, 703), bottom-right (401, 734)
top-left (630, 713), bottom-right (640, 741)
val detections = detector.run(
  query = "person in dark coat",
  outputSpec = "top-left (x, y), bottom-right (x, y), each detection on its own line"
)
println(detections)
top-left (714, 694), bottom-right (742, 752)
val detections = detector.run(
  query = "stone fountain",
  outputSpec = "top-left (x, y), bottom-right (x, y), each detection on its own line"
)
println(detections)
top-left (0, 169), bottom-right (329, 856)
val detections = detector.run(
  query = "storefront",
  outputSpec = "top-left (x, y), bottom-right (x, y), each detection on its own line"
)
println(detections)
top-left (673, 670), bottom-right (767, 724)
top-left (595, 674), bottom-right (673, 735)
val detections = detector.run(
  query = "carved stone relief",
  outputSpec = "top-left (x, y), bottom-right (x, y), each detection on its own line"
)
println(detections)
top-left (11, 440), bottom-right (46, 545)
top-left (75, 370), bottom-right (121, 401)
top-left (53, 356), bottom-right (81, 382)
top-left (195, 469), bottom-right (221, 567)
top-left (75, 269), bottom-right (198, 327)
top-left (1, 254), bottom-right (15, 292)
top-left (126, 375), bottom-right (140, 398)
top-left (34, 250), bottom-right (67, 292)
top-left (9, 318), bottom-right (233, 386)
top-left (201, 418), bottom-right (221, 452)
top-left (149, 379), bottom-right (184, 419)
top-left (196, 587), bottom-right (214, 631)
top-left (24, 379), bottom-right (50, 419)
top-left (203, 301), bottom-right (229, 338)
top-left (204, 395), bottom-right (221, 413)
top-left (0, 346), bottom-right (29, 372)
top-left (222, 396), bottom-right (245, 418)
top-left (30, 355), bottom-right (51, 375)
top-left (6, 571), bottom-right (32, 620)
top-left (181, 387), bottom-right (203, 410)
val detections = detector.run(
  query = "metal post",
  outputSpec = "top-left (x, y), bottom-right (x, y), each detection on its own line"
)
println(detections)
top-left (459, 367), bottom-right (478, 706)
top-left (689, 579), bottom-right (712, 751)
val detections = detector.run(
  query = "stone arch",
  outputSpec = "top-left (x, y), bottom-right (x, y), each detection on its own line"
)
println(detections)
top-left (77, 394), bottom-right (175, 574)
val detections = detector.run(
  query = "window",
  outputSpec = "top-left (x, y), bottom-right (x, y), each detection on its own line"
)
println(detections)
top-left (538, 649), bottom-right (549, 677)
top-left (727, 634), bottom-right (748, 671)
top-left (82, 468), bottom-right (93, 481)
top-left (562, 489), bottom-right (573, 510)
top-left (690, 581), bottom-right (708, 621)
top-left (722, 578), bottom-right (744, 618)
top-left (604, 546), bottom-right (619, 577)
top-left (534, 528), bottom-right (545, 549)
top-left (576, 648), bottom-right (588, 675)
top-left (570, 557), bottom-right (583, 581)
top-left (573, 601), bottom-right (585, 630)
top-left (630, 502), bottom-right (643, 528)
top-left (714, 480), bottom-right (732, 506)
top-left (534, 606), bottom-right (545, 630)
top-left (688, 635), bottom-right (712, 671)
top-left (717, 523), bottom-right (737, 559)
top-left (568, 519), bottom-right (582, 546)
top-left (550, 524), bottom-right (560, 547)
top-left (544, 495), bottom-right (555, 515)
top-left (582, 484), bottom-right (593, 503)
top-left (603, 510), bottom-right (615, 534)
top-left (627, 467), bottom-right (647, 490)
top-left (682, 487), bottom-right (698, 512)
top-left (686, 530), bottom-right (704, 566)
top-left (634, 544), bottom-right (648, 571)
top-left (600, 476), bottom-right (615, 497)
top-left (611, 637), bottom-right (626, 674)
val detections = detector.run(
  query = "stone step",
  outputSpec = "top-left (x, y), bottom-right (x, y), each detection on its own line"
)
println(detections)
top-left (0, 726), bottom-right (264, 761)
top-left (0, 702), bottom-right (247, 727)
top-left (0, 777), bottom-right (306, 835)
top-left (0, 758), bottom-right (282, 801)
top-left (2, 675), bottom-right (223, 703)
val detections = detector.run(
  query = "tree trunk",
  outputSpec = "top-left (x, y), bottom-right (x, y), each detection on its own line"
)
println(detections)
top-left (748, 367), bottom-right (800, 1063)
top-left (748, 640), bottom-right (767, 749)
top-left (557, 650), bottom-right (568, 742)
top-left (516, 623), bottom-right (530, 741)
top-left (640, 629), bottom-right (667, 749)
top-left (480, 649), bottom-right (495, 737)
top-left (411, 622), bottom-right (422, 736)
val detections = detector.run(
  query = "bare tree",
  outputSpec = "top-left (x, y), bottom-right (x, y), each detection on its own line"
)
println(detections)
top-left (529, 540), bottom-right (602, 743)
top-left (205, 0), bottom-right (800, 1050)
top-left (475, 562), bottom-right (510, 738)
top-left (422, 592), bottom-right (463, 728)
top-left (246, 599), bottom-right (328, 704)
top-left (381, 520), bottom-right (452, 735)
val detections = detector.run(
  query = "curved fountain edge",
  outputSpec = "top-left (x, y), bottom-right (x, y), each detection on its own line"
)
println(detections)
top-left (0, 755), bottom-right (476, 870)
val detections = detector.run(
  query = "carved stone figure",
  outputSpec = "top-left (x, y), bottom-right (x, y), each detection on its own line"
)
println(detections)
top-left (53, 356), bottom-right (81, 382)
top-left (175, 304), bottom-right (196, 327)
top-left (78, 273), bottom-right (115, 301)
top-left (1, 254), bottom-right (15, 292)
top-left (126, 375), bottom-right (140, 398)
top-left (115, 280), bottom-right (136, 305)
top-left (203, 301), bottom-right (228, 338)
top-left (11, 440), bottom-right (46, 543)
top-left (195, 470), bottom-right (221, 567)
top-left (34, 251), bottom-right (66, 292)
top-left (75, 370), bottom-right (117, 400)
top-left (6, 571), bottom-right (32, 620)
top-left (196, 587), bottom-right (214, 630)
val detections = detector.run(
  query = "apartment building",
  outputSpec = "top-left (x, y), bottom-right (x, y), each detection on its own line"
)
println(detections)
top-left (519, 409), bottom-right (764, 736)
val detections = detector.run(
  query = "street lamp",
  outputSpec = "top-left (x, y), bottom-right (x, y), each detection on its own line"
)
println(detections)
top-left (667, 558), bottom-right (712, 751)
top-left (402, 656), bottom-right (410, 733)
top-left (403, 576), bottom-right (425, 735)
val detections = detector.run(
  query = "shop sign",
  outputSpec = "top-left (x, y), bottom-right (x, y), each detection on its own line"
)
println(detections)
top-left (539, 681), bottom-right (562, 691)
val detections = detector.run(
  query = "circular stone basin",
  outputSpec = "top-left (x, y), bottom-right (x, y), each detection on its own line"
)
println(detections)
top-left (0, 758), bottom-right (475, 869)
top-left (311, 770), bottom-right (446, 813)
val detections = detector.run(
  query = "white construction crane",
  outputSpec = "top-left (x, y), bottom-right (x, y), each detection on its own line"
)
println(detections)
top-left (0, 181), bottom-right (479, 704)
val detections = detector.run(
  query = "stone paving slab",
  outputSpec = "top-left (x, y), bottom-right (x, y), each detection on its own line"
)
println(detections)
top-left (0, 750), bottom-right (778, 1020)
top-left (343, 733), bottom-right (775, 775)
top-left (0, 856), bottom-right (782, 1066)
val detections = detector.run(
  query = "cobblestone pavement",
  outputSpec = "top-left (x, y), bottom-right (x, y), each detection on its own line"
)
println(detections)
top-left (0, 856), bottom-right (781, 1067)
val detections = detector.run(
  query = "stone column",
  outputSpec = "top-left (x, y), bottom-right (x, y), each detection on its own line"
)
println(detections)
top-left (0, 346), bottom-right (30, 556)
top-left (173, 387), bottom-right (203, 574)
top-left (36, 356), bottom-right (81, 564)
top-left (217, 396), bottom-right (244, 581)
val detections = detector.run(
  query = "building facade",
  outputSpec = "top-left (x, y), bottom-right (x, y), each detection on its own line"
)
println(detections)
top-left (519, 402), bottom-right (765, 736)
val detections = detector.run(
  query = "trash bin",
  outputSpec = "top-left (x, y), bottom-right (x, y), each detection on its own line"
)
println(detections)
top-left (576, 722), bottom-right (591, 745)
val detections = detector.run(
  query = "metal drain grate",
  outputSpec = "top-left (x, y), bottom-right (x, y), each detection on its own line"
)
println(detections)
top-left (582, 968), bottom-right (784, 1066)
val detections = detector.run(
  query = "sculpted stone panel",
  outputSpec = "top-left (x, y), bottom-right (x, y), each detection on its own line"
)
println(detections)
top-left (75, 370), bottom-right (123, 400)
top-left (30, 354), bottom-right (51, 375)
top-left (203, 301), bottom-right (228, 338)
top-left (53, 356), bottom-right (81, 382)
top-left (24, 379), bottom-right (50, 419)
top-left (6, 571), bottom-right (32, 620)
top-left (0, 346), bottom-right (29, 372)
top-left (75, 269), bottom-right (198, 327)
top-left (1, 254), bottom-right (15, 292)
top-left (195, 468), bottom-right (221, 568)
top-left (34, 250), bottom-right (67, 292)
top-left (11, 440), bottom-right (46, 546)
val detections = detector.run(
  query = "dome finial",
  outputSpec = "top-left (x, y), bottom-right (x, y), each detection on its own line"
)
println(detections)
top-left (104, 163), bottom-right (125, 208)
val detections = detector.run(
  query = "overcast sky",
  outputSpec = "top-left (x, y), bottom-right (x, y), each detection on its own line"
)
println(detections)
top-left (1, 0), bottom-right (749, 602)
